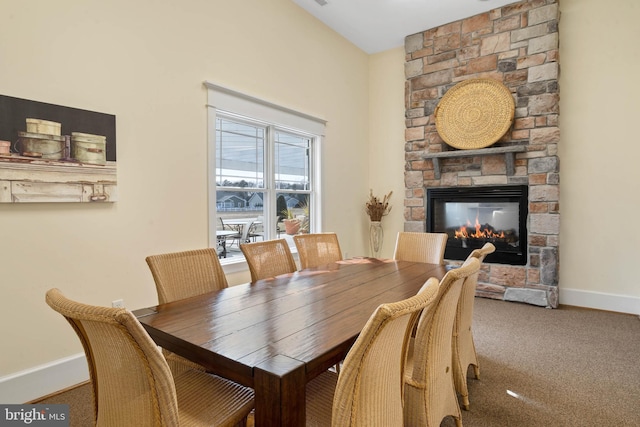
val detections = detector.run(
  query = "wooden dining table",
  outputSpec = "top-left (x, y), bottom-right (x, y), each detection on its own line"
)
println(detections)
top-left (134, 257), bottom-right (447, 427)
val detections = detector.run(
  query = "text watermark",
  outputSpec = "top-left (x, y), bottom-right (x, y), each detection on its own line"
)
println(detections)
top-left (0, 405), bottom-right (69, 426)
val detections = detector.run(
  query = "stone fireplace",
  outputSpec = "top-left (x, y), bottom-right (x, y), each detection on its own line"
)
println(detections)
top-left (403, 0), bottom-right (559, 307)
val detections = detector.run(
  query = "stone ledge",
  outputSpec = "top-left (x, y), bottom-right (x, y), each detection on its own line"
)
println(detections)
top-left (422, 145), bottom-right (527, 178)
top-left (504, 288), bottom-right (549, 307)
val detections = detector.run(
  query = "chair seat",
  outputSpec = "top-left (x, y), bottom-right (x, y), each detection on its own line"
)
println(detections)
top-left (166, 352), bottom-right (206, 376)
top-left (174, 369), bottom-right (254, 427)
top-left (306, 371), bottom-right (338, 427)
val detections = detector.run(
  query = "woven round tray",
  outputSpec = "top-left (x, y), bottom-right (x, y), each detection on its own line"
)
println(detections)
top-left (434, 78), bottom-right (514, 150)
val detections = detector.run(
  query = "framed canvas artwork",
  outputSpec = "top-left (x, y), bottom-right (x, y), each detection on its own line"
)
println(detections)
top-left (0, 95), bottom-right (117, 203)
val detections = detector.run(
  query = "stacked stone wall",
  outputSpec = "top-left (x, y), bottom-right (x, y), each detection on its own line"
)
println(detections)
top-left (404, 0), bottom-right (560, 307)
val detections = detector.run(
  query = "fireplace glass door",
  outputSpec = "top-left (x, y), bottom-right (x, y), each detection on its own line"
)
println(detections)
top-left (426, 185), bottom-right (528, 265)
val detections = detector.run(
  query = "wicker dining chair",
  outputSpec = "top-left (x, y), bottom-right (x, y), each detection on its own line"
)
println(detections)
top-left (453, 242), bottom-right (495, 410)
top-left (393, 232), bottom-right (448, 265)
top-left (305, 278), bottom-right (440, 427)
top-left (403, 258), bottom-right (480, 427)
top-left (145, 248), bottom-right (228, 372)
top-left (293, 232), bottom-right (343, 269)
top-left (45, 288), bottom-right (254, 427)
top-left (240, 239), bottom-right (297, 282)
top-left (146, 248), bottom-right (228, 305)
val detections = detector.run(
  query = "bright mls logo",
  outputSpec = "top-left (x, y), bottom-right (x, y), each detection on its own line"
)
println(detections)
top-left (0, 405), bottom-right (69, 426)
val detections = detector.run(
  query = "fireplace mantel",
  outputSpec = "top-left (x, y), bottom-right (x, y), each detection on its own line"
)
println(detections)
top-left (422, 145), bottom-right (527, 179)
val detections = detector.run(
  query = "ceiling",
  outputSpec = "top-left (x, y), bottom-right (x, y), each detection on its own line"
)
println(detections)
top-left (291, 0), bottom-right (519, 54)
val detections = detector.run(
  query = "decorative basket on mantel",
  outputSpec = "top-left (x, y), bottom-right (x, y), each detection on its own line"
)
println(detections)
top-left (434, 78), bottom-right (515, 150)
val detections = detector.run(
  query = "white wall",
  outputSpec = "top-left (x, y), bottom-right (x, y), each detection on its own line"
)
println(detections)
top-left (0, 0), bottom-right (370, 400)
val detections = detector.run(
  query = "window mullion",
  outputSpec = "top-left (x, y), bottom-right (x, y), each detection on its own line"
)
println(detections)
top-left (265, 125), bottom-right (276, 240)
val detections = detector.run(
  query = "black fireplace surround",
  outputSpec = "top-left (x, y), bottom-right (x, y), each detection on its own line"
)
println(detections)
top-left (426, 185), bottom-right (528, 265)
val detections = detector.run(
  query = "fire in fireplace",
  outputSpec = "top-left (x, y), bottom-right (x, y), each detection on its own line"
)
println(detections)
top-left (426, 185), bottom-right (528, 265)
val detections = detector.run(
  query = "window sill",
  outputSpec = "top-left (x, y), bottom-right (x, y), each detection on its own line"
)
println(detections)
top-left (221, 258), bottom-right (250, 275)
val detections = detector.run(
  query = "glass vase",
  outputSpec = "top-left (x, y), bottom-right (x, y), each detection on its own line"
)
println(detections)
top-left (369, 220), bottom-right (384, 258)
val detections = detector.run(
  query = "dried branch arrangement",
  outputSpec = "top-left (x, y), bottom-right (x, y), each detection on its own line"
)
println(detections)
top-left (365, 190), bottom-right (392, 222)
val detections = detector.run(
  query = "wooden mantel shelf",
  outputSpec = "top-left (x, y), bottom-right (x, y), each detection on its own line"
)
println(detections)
top-left (422, 145), bottom-right (527, 179)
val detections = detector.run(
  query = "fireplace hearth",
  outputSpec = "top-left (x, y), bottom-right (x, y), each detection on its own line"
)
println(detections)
top-left (426, 185), bottom-right (528, 265)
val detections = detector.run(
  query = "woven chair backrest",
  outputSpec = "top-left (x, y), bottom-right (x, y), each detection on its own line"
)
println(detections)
top-left (393, 232), bottom-right (448, 265)
top-left (407, 258), bottom-right (480, 426)
top-left (294, 233), bottom-right (343, 269)
top-left (454, 255), bottom-right (484, 333)
top-left (240, 239), bottom-right (297, 281)
top-left (331, 279), bottom-right (439, 427)
top-left (458, 243), bottom-right (495, 329)
top-left (468, 242), bottom-right (496, 263)
top-left (146, 248), bottom-right (228, 305)
top-left (45, 288), bottom-right (179, 427)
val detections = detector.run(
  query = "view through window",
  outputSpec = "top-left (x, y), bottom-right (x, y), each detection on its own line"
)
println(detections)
top-left (214, 114), bottom-right (316, 261)
top-left (205, 82), bottom-right (325, 264)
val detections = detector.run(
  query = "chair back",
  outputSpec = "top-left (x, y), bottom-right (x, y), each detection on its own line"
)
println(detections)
top-left (469, 242), bottom-right (496, 263)
top-left (393, 232), bottom-right (448, 265)
top-left (294, 233), bottom-right (343, 269)
top-left (331, 279), bottom-right (439, 427)
top-left (452, 242), bottom-right (495, 408)
top-left (218, 216), bottom-right (230, 230)
top-left (240, 239), bottom-right (297, 281)
top-left (458, 244), bottom-right (495, 326)
top-left (45, 288), bottom-right (179, 427)
top-left (247, 216), bottom-right (264, 242)
top-left (457, 245), bottom-right (493, 336)
top-left (403, 258), bottom-right (480, 427)
top-left (146, 248), bottom-right (228, 305)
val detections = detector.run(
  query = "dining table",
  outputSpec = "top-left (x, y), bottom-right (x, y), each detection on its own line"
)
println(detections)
top-left (134, 257), bottom-right (447, 427)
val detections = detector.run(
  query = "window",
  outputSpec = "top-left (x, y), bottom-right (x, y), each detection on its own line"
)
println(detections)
top-left (205, 82), bottom-right (325, 264)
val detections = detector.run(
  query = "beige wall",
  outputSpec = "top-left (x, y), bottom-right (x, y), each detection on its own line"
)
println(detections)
top-left (556, 0), bottom-right (640, 305)
top-left (0, 0), bottom-right (369, 378)
top-left (368, 47), bottom-right (407, 257)
top-left (1, 0), bottom-right (639, 399)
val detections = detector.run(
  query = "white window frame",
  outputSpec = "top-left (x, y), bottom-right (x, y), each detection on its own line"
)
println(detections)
top-left (205, 82), bottom-right (326, 269)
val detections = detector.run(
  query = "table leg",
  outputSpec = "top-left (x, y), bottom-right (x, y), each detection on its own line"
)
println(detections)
top-left (254, 355), bottom-right (306, 427)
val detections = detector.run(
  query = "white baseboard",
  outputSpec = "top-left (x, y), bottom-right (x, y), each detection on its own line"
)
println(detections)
top-left (559, 288), bottom-right (640, 315)
top-left (0, 353), bottom-right (89, 404)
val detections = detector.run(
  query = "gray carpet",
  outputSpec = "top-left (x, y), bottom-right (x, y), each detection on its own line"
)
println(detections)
top-left (441, 298), bottom-right (640, 427)
top-left (35, 298), bottom-right (640, 426)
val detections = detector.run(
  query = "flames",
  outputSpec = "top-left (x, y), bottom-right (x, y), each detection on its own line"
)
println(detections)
top-left (454, 217), bottom-right (505, 240)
